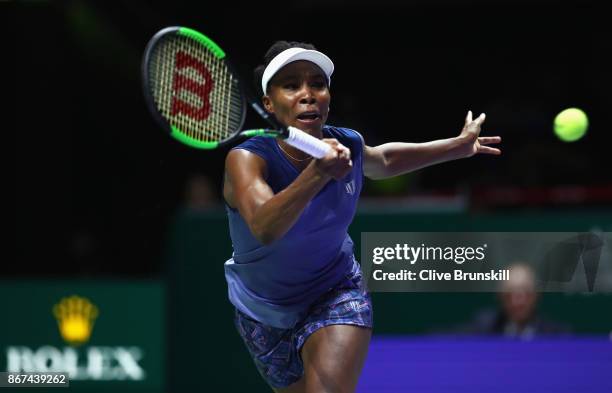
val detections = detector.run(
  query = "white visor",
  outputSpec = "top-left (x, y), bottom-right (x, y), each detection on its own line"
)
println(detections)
top-left (261, 47), bottom-right (334, 95)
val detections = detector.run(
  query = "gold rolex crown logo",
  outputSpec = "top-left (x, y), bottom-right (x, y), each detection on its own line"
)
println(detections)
top-left (53, 295), bottom-right (99, 346)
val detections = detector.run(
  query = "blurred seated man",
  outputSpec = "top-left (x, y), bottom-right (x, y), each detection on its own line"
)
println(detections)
top-left (463, 262), bottom-right (570, 339)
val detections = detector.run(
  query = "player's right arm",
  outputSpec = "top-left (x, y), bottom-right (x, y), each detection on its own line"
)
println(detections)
top-left (223, 139), bottom-right (351, 245)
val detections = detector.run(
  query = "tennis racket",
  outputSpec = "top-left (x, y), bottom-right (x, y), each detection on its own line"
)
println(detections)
top-left (142, 26), bottom-right (331, 158)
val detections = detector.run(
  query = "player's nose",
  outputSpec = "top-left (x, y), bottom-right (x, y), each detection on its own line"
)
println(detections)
top-left (297, 84), bottom-right (316, 105)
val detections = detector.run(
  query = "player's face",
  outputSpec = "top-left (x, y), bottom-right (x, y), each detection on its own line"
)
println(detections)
top-left (263, 61), bottom-right (330, 134)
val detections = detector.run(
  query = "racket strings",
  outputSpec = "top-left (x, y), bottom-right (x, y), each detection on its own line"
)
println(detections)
top-left (149, 34), bottom-right (244, 143)
top-left (207, 45), bottom-right (227, 143)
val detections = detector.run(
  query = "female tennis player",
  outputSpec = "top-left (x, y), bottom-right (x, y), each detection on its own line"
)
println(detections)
top-left (223, 41), bottom-right (501, 393)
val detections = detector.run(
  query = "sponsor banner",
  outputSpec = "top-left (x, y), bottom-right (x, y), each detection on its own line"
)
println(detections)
top-left (0, 281), bottom-right (164, 391)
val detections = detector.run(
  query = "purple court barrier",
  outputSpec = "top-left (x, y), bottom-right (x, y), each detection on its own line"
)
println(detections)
top-left (357, 336), bottom-right (612, 393)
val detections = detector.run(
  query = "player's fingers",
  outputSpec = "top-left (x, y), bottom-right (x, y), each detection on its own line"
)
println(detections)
top-left (478, 136), bottom-right (501, 144)
top-left (322, 138), bottom-right (340, 146)
top-left (336, 145), bottom-right (351, 159)
top-left (465, 110), bottom-right (472, 125)
top-left (475, 113), bottom-right (486, 125)
top-left (339, 150), bottom-right (351, 163)
top-left (323, 147), bottom-right (338, 160)
top-left (328, 140), bottom-right (350, 155)
top-left (477, 145), bottom-right (501, 155)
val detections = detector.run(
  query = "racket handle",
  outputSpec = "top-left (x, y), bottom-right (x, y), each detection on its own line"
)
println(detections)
top-left (285, 127), bottom-right (331, 159)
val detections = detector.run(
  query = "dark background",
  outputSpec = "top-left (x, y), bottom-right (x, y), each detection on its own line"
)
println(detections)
top-left (13, 0), bottom-right (611, 277)
top-left (9, 2), bottom-right (612, 392)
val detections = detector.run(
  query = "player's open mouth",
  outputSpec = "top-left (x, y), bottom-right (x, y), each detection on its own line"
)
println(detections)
top-left (296, 111), bottom-right (321, 124)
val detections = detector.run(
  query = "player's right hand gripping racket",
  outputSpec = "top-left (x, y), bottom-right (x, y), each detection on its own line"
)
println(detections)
top-left (142, 26), bottom-right (331, 158)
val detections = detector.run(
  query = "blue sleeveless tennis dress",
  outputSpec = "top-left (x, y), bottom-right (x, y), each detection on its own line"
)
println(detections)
top-left (224, 125), bottom-right (373, 388)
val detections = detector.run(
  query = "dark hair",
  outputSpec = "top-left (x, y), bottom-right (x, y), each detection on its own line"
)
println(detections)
top-left (253, 41), bottom-right (317, 95)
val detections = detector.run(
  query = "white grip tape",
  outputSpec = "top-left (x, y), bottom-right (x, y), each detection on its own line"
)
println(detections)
top-left (285, 127), bottom-right (331, 159)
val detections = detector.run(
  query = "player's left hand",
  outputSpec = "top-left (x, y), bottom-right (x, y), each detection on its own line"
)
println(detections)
top-left (456, 111), bottom-right (501, 158)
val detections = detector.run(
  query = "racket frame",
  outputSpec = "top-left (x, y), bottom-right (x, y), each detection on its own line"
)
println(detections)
top-left (142, 26), bottom-right (251, 149)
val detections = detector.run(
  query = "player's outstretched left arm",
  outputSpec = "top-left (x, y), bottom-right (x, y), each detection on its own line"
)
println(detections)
top-left (363, 111), bottom-right (501, 180)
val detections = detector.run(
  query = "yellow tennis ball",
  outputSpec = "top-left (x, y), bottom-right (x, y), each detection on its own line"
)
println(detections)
top-left (554, 108), bottom-right (589, 142)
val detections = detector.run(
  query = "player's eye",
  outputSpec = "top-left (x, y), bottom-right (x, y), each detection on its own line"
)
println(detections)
top-left (310, 80), bottom-right (326, 89)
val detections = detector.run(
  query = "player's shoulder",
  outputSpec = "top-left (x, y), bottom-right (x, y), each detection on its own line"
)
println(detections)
top-left (324, 125), bottom-right (361, 138)
top-left (230, 136), bottom-right (275, 160)
top-left (324, 125), bottom-right (365, 150)
top-left (234, 134), bottom-right (275, 150)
